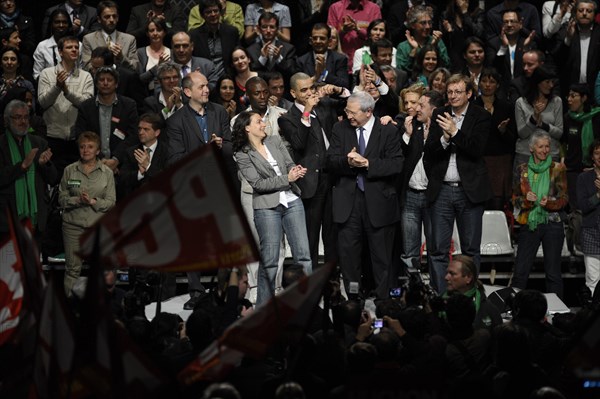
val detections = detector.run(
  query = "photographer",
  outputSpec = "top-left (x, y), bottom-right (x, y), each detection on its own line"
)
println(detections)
top-left (443, 255), bottom-right (502, 330)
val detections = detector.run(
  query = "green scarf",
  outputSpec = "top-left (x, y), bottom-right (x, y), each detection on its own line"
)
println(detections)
top-left (527, 155), bottom-right (552, 231)
top-left (568, 107), bottom-right (600, 165)
top-left (7, 133), bottom-right (37, 226)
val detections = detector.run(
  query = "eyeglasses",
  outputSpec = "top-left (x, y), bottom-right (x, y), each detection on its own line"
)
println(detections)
top-left (9, 115), bottom-right (28, 121)
top-left (446, 90), bottom-right (466, 96)
top-left (344, 108), bottom-right (362, 117)
top-left (160, 75), bottom-right (179, 81)
top-left (417, 20), bottom-right (432, 26)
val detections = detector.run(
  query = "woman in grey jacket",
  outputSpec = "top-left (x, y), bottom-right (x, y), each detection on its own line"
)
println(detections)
top-left (233, 110), bottom-right (311, 305)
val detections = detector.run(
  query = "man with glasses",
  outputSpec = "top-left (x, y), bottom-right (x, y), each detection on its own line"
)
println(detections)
top-left (327, 91), bottom-right (404, 299)
top-left (0, 100), bottom-right (57, 236)
top-left (279, 72), bottom-right (349, 271)
top-left (142, 62), bottom-right (184, 120)
top-left (423, 74), bottom-right (492, 294)
top-left (485, 0), bottom-right (542, 41)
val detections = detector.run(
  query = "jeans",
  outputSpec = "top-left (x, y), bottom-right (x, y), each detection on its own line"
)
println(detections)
top-left (254, 199), bottom-right (312, 305)
top-left (430, 185), bottom-right (484, 294)
top-left (401, 190), bottom-right (431, 268)
top-left (512, 221), bottom-right (565, 298)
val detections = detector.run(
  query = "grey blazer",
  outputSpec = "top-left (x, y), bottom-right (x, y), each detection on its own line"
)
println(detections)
top-left (81, 30), bottom-right (139, 71)
top-left (235, 135), bottom-right (300, 210)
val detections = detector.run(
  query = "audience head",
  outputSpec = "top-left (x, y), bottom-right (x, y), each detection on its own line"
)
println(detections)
top-left (211, 74), bottom-right (236, 103)
top-left (345, 91), bottom-right (375, 128)
top-left (89, 46), bottom-right (114, 76)
top-left (446, 74), bottom-right (474, 110)
top-left (379, 64), bottom-right (398, 92)
top-left (567, 83), bottom-right (590, 113)
top-left (407, 5), bottom-right (434, 40)
top-left (347, 342), bottom-right (378, 373)
top-left (416, 90), bottom-right (444, 123)
top-left (0, 0), bottom-right (17, 15)
top-left (146, 17), bottom-right (168, 45)
top-left (479, 67), bottom-right (502, 97)
top-left (328, 26), bottom-right (342, 53)
top-left (400, 83), bottom-right (426, 116)
top-left (186, 308), bottom-right (215, 353)
top-left (501, 9), bottom-right (523, 38)
top-left (138, 113), bottom-right (162, 147)
top-left (310, 23), bottom-right (331, 54)
top-left (527, 65), bottom-right (556, 104)
top-left (199, 0), bottom-right (223, 25)
top-left (367, 19), bottom-right (388, 44)
top-left (94, 66), bottom-right (119, 94)
top-left (445, 255), bottom-right (477, 294)
top-left (522, 49), bottom-right (545, 78)
top-left (58, 36), bottom-right (80, 65)
top-left (428, 67), bottom-right (451, 95)
top-left (266, 72), bottom-right (286, 102)
top-left (4, 99), bottom-right (29, 136)
top-left (493, 322), bottom-right (533, 372)
top-left (282, 264), bottom-right (307, 289)
top-left (0, 26), bottom-right (20, 50)
top-left (97, 0), bottom-right (119, 34)
top-left (530, 387), bottom-right (568, 399)
top-left (591, 138), bottom-right (600, 168)
top-left (77, 131), bottom-right (101, 162)
top-left (258, 12), bottom-right (279, 43)
top-left (463, 36), bottom-right (485, 68)
top-left (529, 131), bottom-right (551, 163)
top-left (171, 31), bottom-right (194, 65)
top-left (445, 292), bottom-right (476, 337)
top-left (513, 289), bottom-right (548, 323)
top-left (230, 46), bottom-right (252, 74)
top-left (182, 71), bottom-right (210, 107)
top-left (370, 328), bottom-right (400, 362)
top-left (290, 72), bottom-right (316, 106)
top-left (156, 62), bottom-right (181, 92)
top-left (231, 110), bottom-right (263, 152)
top-left (1, 46), bottom-right (21, 76)
top-left (575, 0), bottom-right (597, 27)
top-left (246, 76), bottom-right (269, 113)
top-left (413, 44), bottom-right (439, 78)
top-left (47, 8), bottom-right (73, 40)
top-left (275, 381), bottom-right (305, 399)
top-left (370, 39), bottom-right (394, 66)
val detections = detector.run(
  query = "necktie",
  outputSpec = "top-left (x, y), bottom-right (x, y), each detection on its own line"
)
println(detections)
top-left (181, 65), bottom-right (189, 77)
top-left (72, 9), bottom-right (79, 21)
top-left (106, 34), bottom-right (112, 48)
top-left (357, 127), bottom-right (365, 191)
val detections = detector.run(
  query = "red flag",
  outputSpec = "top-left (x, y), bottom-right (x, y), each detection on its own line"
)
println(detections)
top-left (0, 234), bottom-right (22, 345)
top-left (78, 144), bottom-right (259, 272)
top-left (68, 232), bottom-right (169, 398)
top-left (179, 263), bottom-right (334, 384)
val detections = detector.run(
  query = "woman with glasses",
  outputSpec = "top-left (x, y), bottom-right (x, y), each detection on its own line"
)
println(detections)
top-left (396, 5), bottom-right (450, 74)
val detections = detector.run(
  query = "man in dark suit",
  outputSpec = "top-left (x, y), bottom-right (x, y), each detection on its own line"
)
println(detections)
top-left (87, 46), bottom-right (148, 113)
top-left (279, 72), bottom-right (347, 270)
top-left (558, 0), bottom-right (600, 98)
top-left (297, 23), bottom-right (349, 89)
top-left (171, 31), bottom-right (220, 91)
top-left (189, 0), bottom-right (239, 77)
top-left (399, 90), bottom-right (444, 273)
top-left (485, 9), bottom-right (537, 87)
top-left (126, 0), bottom-right (186, 47)
top-left (166, 70), bottom-right (229, 309)
top-left (246, 12), bottom-right (297, 81)
top-left (42, 0), bottom-right (100, 41)
top-left (118, 112), bottom-right (168, 198)
top-left (327, 91), bottom-right (404, 299)
top-left (423, 74), bottom-right (492, 293)
top-left (72, 66), bottom-right (140, 172)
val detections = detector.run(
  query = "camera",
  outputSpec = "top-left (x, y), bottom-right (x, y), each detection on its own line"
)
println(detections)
top-left (373, 318), bottom-right (383, 329)
top-left (389, 287), bottom-right (402, 298)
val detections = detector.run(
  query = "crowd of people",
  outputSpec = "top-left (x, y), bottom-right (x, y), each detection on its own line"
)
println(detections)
top-left (1, 0), bottom-right (600, 397)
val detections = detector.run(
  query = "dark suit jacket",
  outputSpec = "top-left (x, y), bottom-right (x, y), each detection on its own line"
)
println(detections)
top-left (179, 56), bottom-right (221, 91)
top-left (126, 2), bottom-right (187, 47)
top-left (118, 140), bottom-right (169, 198)
top-left (424, 103), bottom-right (493, 205)
top-left (399, 119), bottom-right (426, 207)
top-left (166, 102), bottom-right (231, 164)
top-left (559, 24), bottom-right (600, 97)
top-left (278, 101), bottom-right (337, 199)
top-left (0, 13), bottom-right (35, 56)
top-left (326, 117), bottom-right (404, 228)
top-left (486, 34), bottom-right (532, 84)
top-left (0, 133), bottom-right (58, 233)
top-left (296, 50), bottom-right (349, 89)
top-left (247, 39), bottom-right (297, 80)
top-left (42, 3), bottom-right (100, 41)
top-left (577, 170), bottom-right (600, 229)
top-left (189, 23), bottom-right (240, 71)
top-left (72, 94), bottom-right (140, 162)
top-left (115, 66), bottom-right (148, 114)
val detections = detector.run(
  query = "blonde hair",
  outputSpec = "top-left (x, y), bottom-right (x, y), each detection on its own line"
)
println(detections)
top-left (399, 83), bottom-right (426, 113)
